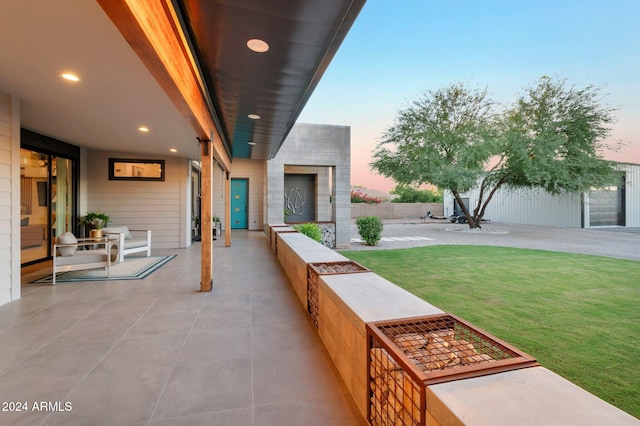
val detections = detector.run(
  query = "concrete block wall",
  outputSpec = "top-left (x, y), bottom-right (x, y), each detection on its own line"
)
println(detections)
top-left (270, 223), bottom-right (640, 425)
top-left (351, 202), bottom-right (444, 220)
top-left (267, 123), bottom-right (351, 248)
top-left (333, 163), bottom-right (351, 248)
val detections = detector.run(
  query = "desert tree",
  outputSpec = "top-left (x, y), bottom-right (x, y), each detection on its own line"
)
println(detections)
top-left (371, 77), bottom-right (619, 228)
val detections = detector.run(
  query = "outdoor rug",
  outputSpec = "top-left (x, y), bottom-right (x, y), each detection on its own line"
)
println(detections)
top-left (30, 255), bottom-right (176, 284)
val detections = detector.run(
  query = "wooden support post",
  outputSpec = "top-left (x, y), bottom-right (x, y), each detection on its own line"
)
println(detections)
top-left (225, 172), bottom-right (231, 247)
top-left (200, 138), bottom-right (213, 291)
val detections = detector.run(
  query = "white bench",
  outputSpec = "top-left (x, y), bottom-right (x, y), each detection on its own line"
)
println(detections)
top-left (103, 226), bottom-right (151, 263)
top-left (53, 235), bottom-right (112, 285)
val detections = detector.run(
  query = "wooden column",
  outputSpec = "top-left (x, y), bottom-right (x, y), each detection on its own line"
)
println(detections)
top-left (200, 138), bottom-right (213, 291)
top-left (225, 172), bottom-right (231, 247)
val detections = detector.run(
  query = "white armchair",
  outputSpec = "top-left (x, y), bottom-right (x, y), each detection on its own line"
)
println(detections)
top-left (53, 233), bottom-right (112, 285)
top-left (103, 226), bottom-right (151, 263)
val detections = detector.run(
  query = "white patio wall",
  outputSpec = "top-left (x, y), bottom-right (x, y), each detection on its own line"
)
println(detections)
top-left (0, 93), bottom-right (21, 306)
top-left (86, 150), bottom-right (192, 249)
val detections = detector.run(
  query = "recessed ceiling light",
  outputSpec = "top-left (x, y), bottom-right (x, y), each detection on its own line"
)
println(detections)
top-left (247, 38), bottom-right (269, 53)
top-left (248, 141), bottom-right (256, 146)
top-left (138, 126), bottom-right (149, 133)
top-left (60, 72), bottom-right (80, 82)
top-left (248, 114), bottom-right (260, 120)
top-left (169, 148), bottom-right (177, 153)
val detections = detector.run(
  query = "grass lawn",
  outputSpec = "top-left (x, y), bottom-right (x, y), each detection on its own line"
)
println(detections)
top-left (341, 245), bottom-right (640, 419)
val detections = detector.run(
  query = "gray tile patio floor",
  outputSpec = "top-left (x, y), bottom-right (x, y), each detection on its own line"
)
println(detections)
top-left (2, 231), bottom-right (365, 425)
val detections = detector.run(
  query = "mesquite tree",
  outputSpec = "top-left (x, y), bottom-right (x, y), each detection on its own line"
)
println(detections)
top-left (371, 77), bottom-right (619, 228)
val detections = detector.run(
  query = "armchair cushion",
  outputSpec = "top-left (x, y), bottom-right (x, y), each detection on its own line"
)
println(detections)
top-left (56, 232), bottom-right (78, 256)
top-left (123, 239), bottom-right (148, 250)
top-left (103, 226), bottom-right (131, 240)
top-left (55, 250), bottom-right (109, 265)
top-left (52, 237), bottom-right (112, 285)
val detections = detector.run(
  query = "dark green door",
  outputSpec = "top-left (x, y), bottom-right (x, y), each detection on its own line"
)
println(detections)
top-left (231, 179), bottom-right (248, 229)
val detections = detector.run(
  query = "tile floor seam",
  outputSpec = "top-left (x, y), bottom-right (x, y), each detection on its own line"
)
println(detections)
top-left (250, 280), bottom-right (256, 426)
top-left (7, 282), bottom-right (100, 327)
top-left (0, 281), bottom-right (135, 384)
top-left (9, 233), bottom-right (366, 425)
top-left (36, 293), bottom-right (163, 425)
top-left (145, 287), bottom-right (210, 424)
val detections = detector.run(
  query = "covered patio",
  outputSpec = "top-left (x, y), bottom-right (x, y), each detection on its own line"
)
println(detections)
top-left (3, 231), bottom-right (365, 425)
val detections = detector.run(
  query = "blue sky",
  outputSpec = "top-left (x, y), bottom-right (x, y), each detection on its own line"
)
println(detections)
top-left (298, 0), bottom-right (640, 191)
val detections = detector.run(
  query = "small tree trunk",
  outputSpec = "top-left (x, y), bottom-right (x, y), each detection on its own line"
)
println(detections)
top-left (452, 192), bottom-right (479, 228)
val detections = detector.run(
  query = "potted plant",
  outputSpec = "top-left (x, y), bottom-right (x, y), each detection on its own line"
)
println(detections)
top-left (81, 212), bottom-right (110, 238)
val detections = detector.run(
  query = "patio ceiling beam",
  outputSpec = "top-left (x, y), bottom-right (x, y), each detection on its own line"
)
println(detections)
top-left (97, 0), bottom-right (231, 172)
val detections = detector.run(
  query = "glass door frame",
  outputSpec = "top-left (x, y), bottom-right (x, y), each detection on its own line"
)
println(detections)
top-left (191, 164), bottom-right (202, 241)
top-left (21, 129), bottom-right (80, 266)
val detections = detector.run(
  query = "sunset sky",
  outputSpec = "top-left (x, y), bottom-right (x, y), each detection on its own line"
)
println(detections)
top-left (297, 1), bottom-right (640, 192)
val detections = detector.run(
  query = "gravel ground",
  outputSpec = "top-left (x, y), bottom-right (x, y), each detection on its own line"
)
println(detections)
top-left (345, 220), bottom-right (640, 261)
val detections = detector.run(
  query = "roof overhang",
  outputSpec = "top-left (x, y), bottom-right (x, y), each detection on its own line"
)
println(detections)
top-left (172, 0), bottom-right (365, 160)
top-left (0, 0), bottom-right (364, 166)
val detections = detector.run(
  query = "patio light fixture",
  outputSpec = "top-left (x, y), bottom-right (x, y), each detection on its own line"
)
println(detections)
top-left (247, 38), bottom-right (269, 53)
top-left (60, 72), bottom-right (80, 82)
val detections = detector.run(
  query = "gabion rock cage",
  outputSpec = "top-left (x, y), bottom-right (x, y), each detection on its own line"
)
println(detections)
top-left (306, 261), bottom-right (369, 328)
top-left (270, 226), bottom-right (298, 254)
top-left (367, 313), bottom-right (538, 425)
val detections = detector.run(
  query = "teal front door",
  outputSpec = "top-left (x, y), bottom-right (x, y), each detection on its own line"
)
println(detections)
top-left (231, 179), bottom-right (248, 229)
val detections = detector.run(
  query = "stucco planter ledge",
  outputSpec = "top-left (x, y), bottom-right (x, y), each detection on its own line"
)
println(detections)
top-left (274, 231), bottom-right (346, 307)
top-left (320, 272), bottom-right (443, 327)
top-left (277, 231), bottom-right (345, 261)
top-left (268, 225), bottom-right (639, 424)
top-left (427, 366), bottom-right (639, 425)
top-left (317, 272), bottom-right (443, 417)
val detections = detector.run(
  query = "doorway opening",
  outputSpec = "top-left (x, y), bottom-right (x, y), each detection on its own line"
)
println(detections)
top-left (589, 173), bottom-right (626, 227)
top-left (20, 149), bottom-right (76, 265)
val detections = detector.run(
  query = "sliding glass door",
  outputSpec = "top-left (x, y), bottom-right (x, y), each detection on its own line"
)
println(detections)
top-left (191, 165), bottom-right (202, 241)
top-left (20, 149), bottom-right (76, 265)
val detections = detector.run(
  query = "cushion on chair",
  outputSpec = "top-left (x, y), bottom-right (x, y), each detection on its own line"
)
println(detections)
top-left (55, 250), bottom-right (108, 266)
top-left (123, 239), bottom-right (148, 250)
top-left (103, 226), bottom-right (131, 240)
top-left (57, 232), bottom-right (78, 256)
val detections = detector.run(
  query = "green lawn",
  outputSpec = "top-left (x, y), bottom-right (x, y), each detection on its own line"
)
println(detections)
top-left (341, 245), bottom-right (640, 419)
